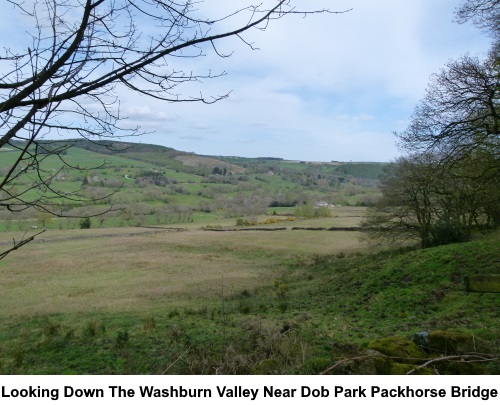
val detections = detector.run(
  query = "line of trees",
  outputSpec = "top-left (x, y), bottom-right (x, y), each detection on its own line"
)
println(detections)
top-left (364, 152), bottom-right (499, 248)
top-left (365, 0), bottom-right (499, 248)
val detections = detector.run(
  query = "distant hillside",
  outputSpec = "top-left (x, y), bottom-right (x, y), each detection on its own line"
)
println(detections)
top-left (69, 139), bottom-right (175, 154)
top-left (37, 139), bottom-right (387, 179)
top-left (0, 139), bottom-right (387, 230)
top-left (335, 162), bottom-right (386, 179)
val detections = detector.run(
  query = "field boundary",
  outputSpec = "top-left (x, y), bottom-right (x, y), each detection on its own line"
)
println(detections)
top-left (202, 226), bottom-right (368, 232)
top-left (0, 229), bottom-right (170, 246)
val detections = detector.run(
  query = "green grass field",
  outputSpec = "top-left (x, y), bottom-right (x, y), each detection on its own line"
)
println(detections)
top-left (0, 213), bottom-right (371, 317)
top-left (0, 207), bottom-right (498, 374)
top-left (0, 141), bottom-right (385, 235)
top-left (1, 143), bottom-right (498, 374)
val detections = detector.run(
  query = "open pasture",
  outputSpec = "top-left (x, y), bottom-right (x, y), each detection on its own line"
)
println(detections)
top-left (0, 213), bottom-right (498, 374)
top-left (0, 211), bottom-right (372, 318)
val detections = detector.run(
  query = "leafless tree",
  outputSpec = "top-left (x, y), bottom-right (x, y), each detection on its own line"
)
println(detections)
top-left (363, 154), bottom-right (438, 249)
top-left (0, 0), bottom-right (344, 258)
top-left (384, 0), bottom-right (500, 249)
top-left (397, 0), bottom-right (499, 164)
top-left (364, 150), bottom-right (499, 248)
top-left (397, 54), bottom-right (499, 165)
top-left (455, 0), bottom-right (500, 41)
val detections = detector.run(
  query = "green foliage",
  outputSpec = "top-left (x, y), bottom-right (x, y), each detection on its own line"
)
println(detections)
top-left (294, 204), bottom-right (332, 219)
top-left (336, 163), bottom-right (386, 179)
top-left (36, 212), bottom-right (52, 228)
top-left (114, 330), bottom-right (129, 349)
top-left (273, 279), bottom-right (289, 313)
top-left (143, 316), bottom-right (156, 333)
top-left (294, 203), bottom-right (315, 218)
top-left (431, 218), bottom-right (464, 246)
top-left (79, 217), bottom-right (91, 229)
top-left (236, 218), bottom-right (251, 227)
top-left (314, 206), bottom-right (332, 218)
top-left (1, 140), bottom-right (385, 233)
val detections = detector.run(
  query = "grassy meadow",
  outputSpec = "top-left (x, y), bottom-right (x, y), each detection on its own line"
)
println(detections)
top-left (0, 209), bottom-right (370, 317)
top-left (1, 143), bottom-right (498, 374)
top-left (0, 207), bottom-right (498, 374)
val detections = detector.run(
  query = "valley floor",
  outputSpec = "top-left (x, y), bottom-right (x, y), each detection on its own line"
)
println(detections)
top-left (0, 210), bottom-right (498, 374)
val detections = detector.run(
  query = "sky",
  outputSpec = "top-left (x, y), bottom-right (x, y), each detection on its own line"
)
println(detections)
top-left (1, 0), bottom-right (494, 162)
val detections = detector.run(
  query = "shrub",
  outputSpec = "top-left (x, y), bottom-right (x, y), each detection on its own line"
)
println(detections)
top-left (273, 279), bottom-right (289, 313)
top-left (115, 330), bottom-right (129, 349)
top-left (143, 316), bottom-right (156, 333)
top-left (314, 206), bottom-right (332, 218)
top-left (236, 218), bottom-right (250, 227)
top-left (431, 220), bottom-right (466, 246)
top-left (79, 217), bottom-right (91, 229)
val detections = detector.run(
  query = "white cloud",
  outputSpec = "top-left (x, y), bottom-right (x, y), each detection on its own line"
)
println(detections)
top-left (193, 123), bottom-right (212, 130)
top-left (3, 0), bottom-right (490, 162)
top-left (179, 135), bottom-right (204, 141)
top-left (336, 114), bottom-right (375, 122)
top-left (125, 105), bottom-right (179, 122)
top-left (250, 121), bottom-right (268, 127)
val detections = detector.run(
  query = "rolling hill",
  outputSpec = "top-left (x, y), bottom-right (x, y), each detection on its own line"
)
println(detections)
top-left (0, 140), bottom-right (386, 230)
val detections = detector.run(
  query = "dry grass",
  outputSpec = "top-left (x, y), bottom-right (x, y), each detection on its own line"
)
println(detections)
top-left (0, 208), bottom-right (374, 318)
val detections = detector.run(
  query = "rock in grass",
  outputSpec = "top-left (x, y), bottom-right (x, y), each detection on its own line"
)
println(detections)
top-left (367, 336), bottom-right (426, 362)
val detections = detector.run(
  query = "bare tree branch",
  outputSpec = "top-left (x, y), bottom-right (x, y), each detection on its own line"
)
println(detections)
top-left (0, 1), bottom-right (344, 257)
top-left (0, 229), bottom-right (45, 260)
top-left (320, 353), bottom-right (499, 375)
